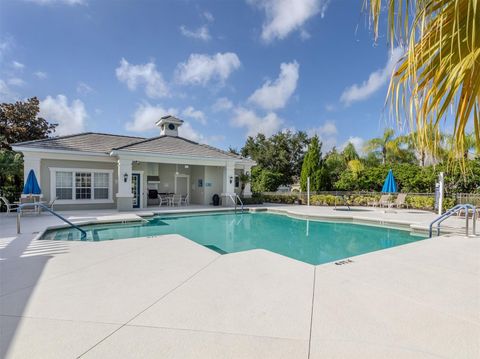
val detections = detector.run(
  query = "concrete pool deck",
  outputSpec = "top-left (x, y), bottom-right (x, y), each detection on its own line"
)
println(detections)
top-left (0, 205), bottom-right (479, 358)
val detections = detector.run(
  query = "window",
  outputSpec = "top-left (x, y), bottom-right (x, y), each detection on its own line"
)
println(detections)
top-left (56, 172), bottom-right (72, 200)
top-left (94, 173), bottom-right (109, 199)
top-left (235, 175), bottom-right (240, 188)
top-left (51, 168), bottom-right (112, 202)
top-left (75, 172), bottom-right (91, 199)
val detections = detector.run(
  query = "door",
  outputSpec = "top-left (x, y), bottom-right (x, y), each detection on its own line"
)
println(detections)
top-left (131, 173), bottom-right (140, 208)
top-left (175, 176), bottom-right (188, 196)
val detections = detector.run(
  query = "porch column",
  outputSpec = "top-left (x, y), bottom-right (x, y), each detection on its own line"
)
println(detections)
top-left (243, 165), bottom-right (252, 198)
top-left (116, 158), bottom-right (133, 211)
top-left (224, 163), bottom-right (235, 206)
top-left (23, 155), bottom-right (41, 198)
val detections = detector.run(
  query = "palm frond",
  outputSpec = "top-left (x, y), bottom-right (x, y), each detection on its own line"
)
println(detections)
top-left (366, 0), bottom-right (480, 160)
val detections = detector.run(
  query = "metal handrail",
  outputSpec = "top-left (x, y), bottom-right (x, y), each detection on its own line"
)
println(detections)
top-left (428, 204), bottom-right (477, 238)
top-left (236, 194), bottom-right (244, 213)
top-left (17, 203), bottom-right (87, 240)
top-left (225, 193), bottom-right (244, 213)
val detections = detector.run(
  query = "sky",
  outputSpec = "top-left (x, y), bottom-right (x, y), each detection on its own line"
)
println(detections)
top-left (0, 0), bottom-right (404, 152)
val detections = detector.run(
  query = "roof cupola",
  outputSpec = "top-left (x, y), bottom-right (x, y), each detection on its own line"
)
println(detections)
top-left (155, 115), bottom-right (183, 136)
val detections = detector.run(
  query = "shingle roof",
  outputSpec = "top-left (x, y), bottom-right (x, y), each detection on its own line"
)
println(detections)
top-left (13, 132), bottom-right (249, 161)
top-left (13, 132), bottom-right (145, 154)
top-left (113, 135), bottom-right (243, 160)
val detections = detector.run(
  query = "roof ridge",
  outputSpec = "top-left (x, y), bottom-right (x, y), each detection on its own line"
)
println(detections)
top-left (114, 134), bottom-right (245, 160)
top-left (13, 132), bottom-right (94, 146)
top-left (13, 132), bottom-right (146, 147)
top-left (112, 135), bottom-right (167, 150)
top-left (198, 142), bottom-right (243, 159)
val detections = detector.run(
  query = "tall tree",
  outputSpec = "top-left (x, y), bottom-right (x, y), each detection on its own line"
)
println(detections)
top-left (341, 142), bottom-right (359, 163)
top-left (366, 0), bottom-right (479, 157)
top-left (0, 98), bottom-right (57, 202)
top-left (363, 129), bottom-right (398, 165)
top-left (300, 135), bottom-right (322, 191)
top-left (0, 97), bottom-right (57, 150)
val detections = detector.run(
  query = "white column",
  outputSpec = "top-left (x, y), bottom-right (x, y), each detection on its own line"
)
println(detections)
top-left (223, 163), bottom-right (235, 206)
top-left (116, 158), bottom-right (133, 211)
top-left (23, 156), bottom-right (41, 197)
top-left (243, 165), bottom-right (252, 198)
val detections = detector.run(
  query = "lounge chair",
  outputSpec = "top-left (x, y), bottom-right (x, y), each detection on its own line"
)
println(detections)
top-left (390, 193), bottom-right (408, 208)
top-left (19, 197), bottom-right (37, 214)
top-left (368, 194), bottom-right (391, 207)
top-left (39, 197), bottom-right (57, 212)
top-left (0, 196), bottom-right (20, 213)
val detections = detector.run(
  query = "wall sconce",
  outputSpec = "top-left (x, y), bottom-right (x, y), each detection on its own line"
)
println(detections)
top-left (123, 173), bottom-right (128, 183)
top-left (245, 171), bottom-right (250, 176)
top-left (229, 176), bottom-right (233, 184)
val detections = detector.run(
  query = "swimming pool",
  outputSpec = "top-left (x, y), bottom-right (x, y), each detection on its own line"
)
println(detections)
top-left (41, 212), bottom-right (426, 265)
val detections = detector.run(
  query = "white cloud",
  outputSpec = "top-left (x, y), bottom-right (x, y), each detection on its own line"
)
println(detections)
top-left (212, 97), bottom-right (233, 112)
top-left (115, 58), bottom-right (169, 98)
top-left (250, 0), bottom-right (330, 42)
top-left (12, 61), bottom-right (24, 70)
top-left (40, 95), bottom-right (87, 135)
top-left (26, 0), bottom-right (86, 5)
top-left (175, 52), bottom-right (241, 86)
top-left (308, 120), bottom-right (338, 150)
top-left (76, 81), bottom-right (94, 95)
top-left (342, 136), bottom-right (365, 155)
top-left (180, 25), bottom-right (211, 41)
top-left (0, 79), bottom-right (18, 102)
top-left (124, 103), bottom-right (218, 143)
top-left (7, 78), bottom-right (25, 86)
top-left (182, 106), bottom-right (207, 125)
top-left (231, 107), bottom-right (283, 137)
top-left (202, 11), bottom-right (214, 22)
top-left (34, 71), bottom-right (47, 79)
top-left (340, 47), bottom-right (403, 106)
top-left (248, 61), bottom-right (299, 110)
top-left (125, 103), bottom-right (178, 133)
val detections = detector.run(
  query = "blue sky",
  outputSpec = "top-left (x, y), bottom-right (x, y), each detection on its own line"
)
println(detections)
top-left (0, 0), bottom-right (402, 152)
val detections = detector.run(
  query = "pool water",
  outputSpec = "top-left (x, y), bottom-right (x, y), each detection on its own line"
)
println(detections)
top-left (41, 212), bottom-right (426, 265)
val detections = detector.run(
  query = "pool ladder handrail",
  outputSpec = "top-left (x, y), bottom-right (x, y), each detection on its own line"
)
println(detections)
top-left (17, 202), bottom-right (87, 240)
top-left (226, 193), bottom-right (244, 213)
top-left (428, 204), bottom-right (476, 238)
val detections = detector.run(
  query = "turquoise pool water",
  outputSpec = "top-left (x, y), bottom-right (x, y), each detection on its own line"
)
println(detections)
top-left (41, 212), bottom-right (426, 265)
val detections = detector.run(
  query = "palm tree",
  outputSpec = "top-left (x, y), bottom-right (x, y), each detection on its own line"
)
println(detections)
top-left (366, 0), bottom-right (479, 157)
top-left (341, 142), bottom-right (359, 163)
top-left (363, 129), bottom-right (399, 165)
top-left (400, 125), bottom-right (445, 166)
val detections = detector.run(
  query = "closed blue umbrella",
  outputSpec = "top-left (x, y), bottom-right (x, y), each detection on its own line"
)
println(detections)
top-left (23, 169), bottom-right (42, 195)
top-left (381, 169), bottom-right (397, 193)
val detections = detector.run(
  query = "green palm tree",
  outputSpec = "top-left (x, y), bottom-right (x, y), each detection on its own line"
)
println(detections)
top-left (366, 0), bottom-right (479, 157)
top-left (363, 129), bottom-right (400, 165)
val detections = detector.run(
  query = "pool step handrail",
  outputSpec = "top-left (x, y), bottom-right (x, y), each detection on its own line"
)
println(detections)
top-left (428, 203), bottom-right (476, 238)
top-left (235, 194), bottom-right (244, 213)
top-left (224, 193), bottom-right (244, 213)
top-left (17, 202), bottom-right (87, 240)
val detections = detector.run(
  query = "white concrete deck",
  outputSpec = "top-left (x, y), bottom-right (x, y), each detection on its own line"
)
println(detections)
top-left (0, 205), bottom-right (478, 358)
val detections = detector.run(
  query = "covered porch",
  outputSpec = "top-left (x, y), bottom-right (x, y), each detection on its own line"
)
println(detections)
top-left (117, 157), bottom-right (252, 211)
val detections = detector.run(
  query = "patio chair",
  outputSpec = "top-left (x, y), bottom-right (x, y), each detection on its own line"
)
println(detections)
top-left (158, 194), bottom-right (170, 206)
top-left (171, 194), bottom-right (182, 206)
top-left (0, 196), bottom-right (20, 213)
top-left (180, 193), bottom-right (189, 206)
top-left (369, 194), bottom-right (391, 208)
top-left (390, 193), bottom-right (408, 208)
